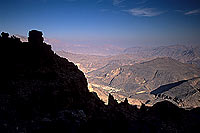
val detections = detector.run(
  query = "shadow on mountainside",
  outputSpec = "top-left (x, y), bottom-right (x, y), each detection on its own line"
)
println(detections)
top-left (0, 30), bottom-right (200, 132)
top-left (151, 80), bottom-right (188, 95)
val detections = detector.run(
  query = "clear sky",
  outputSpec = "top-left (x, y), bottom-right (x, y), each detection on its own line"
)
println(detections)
top-left (0, 0), bottom-right (200, 47)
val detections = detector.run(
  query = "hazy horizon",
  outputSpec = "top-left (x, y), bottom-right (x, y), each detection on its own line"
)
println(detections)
top-left (1, 0), bottom-right (200, 48)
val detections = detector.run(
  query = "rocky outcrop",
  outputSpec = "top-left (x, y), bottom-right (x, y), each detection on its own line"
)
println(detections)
top-left (28, 30), bottom-right (44, 44)
top-left (108, 93), bottom-right (118, 106)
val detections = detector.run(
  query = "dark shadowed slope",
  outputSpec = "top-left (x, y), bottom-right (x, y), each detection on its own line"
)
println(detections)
top-left (151, 80), bottom-right (188, 94)
top-left (0, 30), bottom-right (105, 132)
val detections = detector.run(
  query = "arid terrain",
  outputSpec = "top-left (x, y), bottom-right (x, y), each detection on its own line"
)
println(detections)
top-left (57, 45), bottom-right (200, 108)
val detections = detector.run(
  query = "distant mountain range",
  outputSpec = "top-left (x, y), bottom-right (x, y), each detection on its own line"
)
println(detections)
top-left (57, 44), bottom-right (200, 68)
top-left (57, 47), bottom-right (200, 108)
top-left (123, 45), bottom-right (200, 68)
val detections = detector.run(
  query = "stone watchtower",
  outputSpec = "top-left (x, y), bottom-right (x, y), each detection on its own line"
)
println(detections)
top-left (28, 30), bottom-right (44, 44)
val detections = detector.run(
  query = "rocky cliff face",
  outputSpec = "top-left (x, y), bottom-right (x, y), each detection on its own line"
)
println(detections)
top-left (0, 30), bottom-right (200, 132)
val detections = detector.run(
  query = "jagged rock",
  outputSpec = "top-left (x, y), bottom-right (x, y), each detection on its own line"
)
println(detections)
top-left (124, 98), bottom-right (128, 105)
top-left (108, 93), bottom-right (118, 107)
top-left (120, 98), bottom-right (129, 107)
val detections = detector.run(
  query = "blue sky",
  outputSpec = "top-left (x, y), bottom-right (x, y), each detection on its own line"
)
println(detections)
top-left (0, 0), bottom-right (200, 47)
